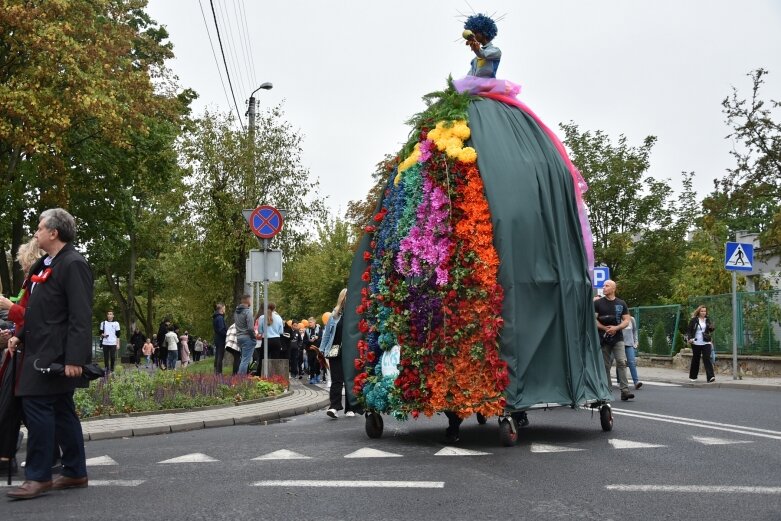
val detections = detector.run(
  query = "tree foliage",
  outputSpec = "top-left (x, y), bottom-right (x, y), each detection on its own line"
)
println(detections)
top-left (179, 106), bottom-right (327, 309)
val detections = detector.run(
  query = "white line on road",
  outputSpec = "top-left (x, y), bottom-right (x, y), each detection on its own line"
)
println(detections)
top-left (606, 485), bottom-right (781, 494)
top-left (612, 408), bottom-right (781, 440)
top-left (252, 480), bottom-right (444, 489)
top-left (90, 480), bottom-right (146, 487)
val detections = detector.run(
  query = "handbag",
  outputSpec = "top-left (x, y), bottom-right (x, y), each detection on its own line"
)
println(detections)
top-left (326, 344), bottom-right (340, 359)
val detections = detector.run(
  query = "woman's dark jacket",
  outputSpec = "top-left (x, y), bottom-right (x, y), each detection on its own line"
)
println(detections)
top-left (686, 316), bottom-right (715, 344)
top-left (16, 244), bottom-right (94, 396)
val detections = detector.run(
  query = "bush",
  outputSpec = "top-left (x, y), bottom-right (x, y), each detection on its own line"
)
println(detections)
top-left (651, 322), bottom-right (669, 355)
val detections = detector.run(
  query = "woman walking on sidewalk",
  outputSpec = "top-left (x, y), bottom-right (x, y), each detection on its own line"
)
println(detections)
top-left (687, 305), bottom-right (716, 383)
top-left (320, 289), bottom-right (359, 419)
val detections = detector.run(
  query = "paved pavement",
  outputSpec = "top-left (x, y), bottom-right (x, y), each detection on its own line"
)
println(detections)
top-left (78, 379), bottom-right (330, 442)
top-left (67, 365), bottom-right (781, 443)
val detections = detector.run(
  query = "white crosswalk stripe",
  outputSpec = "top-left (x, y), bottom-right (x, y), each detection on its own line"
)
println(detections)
top-left (344, 448), bottom-right (403, 458)
top-left (608, 439), bottom-right (666, 449)
top-left (253, 449), bottom-right (311, 460)
top-left (530, 443), bottom-right (585, 453)
top-left (86, 455), bottom-right (118, 466)
top-left (158, 453), bottom-right (218, 463)
top-left (435, 447), bottom-right (491, 456)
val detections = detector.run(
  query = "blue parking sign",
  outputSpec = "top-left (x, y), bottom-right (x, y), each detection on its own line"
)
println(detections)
top-left (592, 267), bottom-right (610, 289)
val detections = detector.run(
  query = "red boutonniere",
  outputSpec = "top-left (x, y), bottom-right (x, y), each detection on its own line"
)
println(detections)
top-left (31, 268), bottom-right (52, 283)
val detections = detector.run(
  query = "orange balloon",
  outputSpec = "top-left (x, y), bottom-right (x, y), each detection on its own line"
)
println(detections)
top-left (300, 319), bottom-right (309, 329)
top-left (322, 311), bottom-right (331, 325)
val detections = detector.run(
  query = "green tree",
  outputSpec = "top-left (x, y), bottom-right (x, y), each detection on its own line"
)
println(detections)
top-left (651, 321), bottom-right (669, 355)
top-left (560, 123), bottom-right (673, 280)
top-left (272, 218), bottom-right (356, 320)
top-left (703, 69), bottom-right (781, 245)
top-left (180, 106), bottom-right (327, 308)
top-left (0, 0), bottom-right (175, 292)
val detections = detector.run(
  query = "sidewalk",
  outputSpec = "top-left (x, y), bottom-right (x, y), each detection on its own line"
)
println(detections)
top-left (78, 380), bottom-right (330, 442)
top-left (633, 365), bottom-right (781, 392)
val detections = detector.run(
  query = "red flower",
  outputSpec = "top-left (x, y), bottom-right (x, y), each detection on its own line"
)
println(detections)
top-left (373, 212), bottom-right (385, 222)
top-left (366, 351), bottom-right (377, 363)
top-left (361, 271), bottom-right (370, 282)
top-left (364, 225), bottom-right (376, 233)
top-left (354, 358), bottom-right (364, 370)
top-left (363, 251), bottom-right (372, 261)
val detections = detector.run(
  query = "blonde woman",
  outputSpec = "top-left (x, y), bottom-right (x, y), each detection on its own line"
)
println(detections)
top-left (686, 305), bottom-right (716, 383)
top-left (319, 289), bottom-right (358, 419)
top-left (0, 238), bottom-right (45, 332)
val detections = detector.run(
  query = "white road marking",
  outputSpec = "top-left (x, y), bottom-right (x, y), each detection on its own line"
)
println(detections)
top-left (90, 480), bottom-right (145, 487)
top-left (634, 381), bottom-right (681, 387)
top-left (612, 408), bottom-right (781, 440)
top-left (0, 480), bottom-right (145, 488)
top-left (253, 449), bottom-right (311, 460)
top-left (435, 447), bottom-right (491, 456)
top-left (692, 436), bottom-right (753, 446)
top-left (608, 439), bottom-right (666, 449)
top-left (86, 455), bottom-right (118, 466)
top-left (252, 480), bottom-right (444, 489)
top-left (158, 453), bottom-right (218, 463)
top-left (607, 484), bottom-right (781, 494)
top-left (530, 443), bottom-right (585, 453)
top-left (344, 448), bottom-right (403, 458)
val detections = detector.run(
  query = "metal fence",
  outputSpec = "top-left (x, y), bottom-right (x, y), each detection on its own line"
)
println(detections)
top-left (631, 304), bottom-right (682, 355)
top-left (687, 291), bottom-right (781, 355)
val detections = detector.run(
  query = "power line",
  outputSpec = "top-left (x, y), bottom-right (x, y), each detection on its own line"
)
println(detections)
top-left (229, 0), bottom-right (256, 91)
top-left (197, 0), bottom-right (234, 116)
top-left (237, 0), bottom-right (258, 87)
top-left (215, 0), bottom-right (248, 103)
top-left (209, 0), bottom-right (244, 130)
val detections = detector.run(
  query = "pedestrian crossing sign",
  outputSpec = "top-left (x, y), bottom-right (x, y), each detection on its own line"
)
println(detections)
top-left (724, 242), bottom-right (753, 272)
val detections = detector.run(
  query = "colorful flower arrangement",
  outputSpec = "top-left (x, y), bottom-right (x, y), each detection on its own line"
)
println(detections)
top-left (354, 88), bottom-right (509, 420)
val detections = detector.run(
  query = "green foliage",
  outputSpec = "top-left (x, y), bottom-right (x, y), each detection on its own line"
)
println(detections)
top-left (638, 328), bottom-right (651, 353)
top-left (400, 77), bottom-right (478, 159)
top-left (651, 321), bottom-right (669, 355)
top-left (703, 69), bottom-right (781, 245)
top-left (272, 218), bottom-right (356, 320)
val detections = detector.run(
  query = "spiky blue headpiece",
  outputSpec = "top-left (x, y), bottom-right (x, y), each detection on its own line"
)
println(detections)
top-left (464, 13), bottom-right (498, 41)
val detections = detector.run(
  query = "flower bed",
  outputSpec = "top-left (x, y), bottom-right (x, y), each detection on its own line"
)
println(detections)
top-left (354, 81), bottom-right (509, 420)
top-left (74, 368), bottom-right (287, 418)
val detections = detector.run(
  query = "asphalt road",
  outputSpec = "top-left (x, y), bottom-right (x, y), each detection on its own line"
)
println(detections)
top-left (2, 382), bottom-right (780, 521)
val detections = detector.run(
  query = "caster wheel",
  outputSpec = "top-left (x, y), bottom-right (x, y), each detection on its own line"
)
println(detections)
top-left (498, 417), bottom-right (518, 447)
top-left (365, 412), bottom-right (384, 439)
top-left (476, 413), bottom-right (487, 425)
top-left (600, 404), bottom-right (613, 432)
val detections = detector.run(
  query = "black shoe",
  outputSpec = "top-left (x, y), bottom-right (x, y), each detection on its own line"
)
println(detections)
top-left (444, 427), bottom-right (460, 444)
top-left (621, 392), bottom-right (635, 401)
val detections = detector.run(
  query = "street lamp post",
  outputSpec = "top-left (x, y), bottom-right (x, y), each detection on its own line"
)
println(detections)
top-left (246, 82), bottom-right (273, 375)
top-left (247, 82), bottom-right (273, 138)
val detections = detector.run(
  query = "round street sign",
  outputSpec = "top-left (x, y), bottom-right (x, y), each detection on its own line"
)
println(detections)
top-left (249, 205), bottom-right (284, 239)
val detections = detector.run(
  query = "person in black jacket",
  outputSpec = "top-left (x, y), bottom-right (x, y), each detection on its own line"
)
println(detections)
top-left (686, 305), bottom-right (716, 382)
top-left (130, 328), bottom-right (145, 368)
top-left (212, 303), bottom-right (228, 375)
top-left (6, 209), bottom-right (93, 499)
top-left (156, 318), bottom-right (171, 369)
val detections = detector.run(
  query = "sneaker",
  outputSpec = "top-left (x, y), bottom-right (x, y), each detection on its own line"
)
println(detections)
top-left (635, 381), bottom-right (643, 390)
top-left (708, 377), bottom-right (716, 383)
top-left (689, 378), bottom-right (697, 382)
top-left (620, 392), bottom-right (635, 401)
top-left (326, 409), bottom-right (338, 419)
top-left (345, 411), bottom-right (356, 418)
top-left (308, 378), bottom-right (315, 384)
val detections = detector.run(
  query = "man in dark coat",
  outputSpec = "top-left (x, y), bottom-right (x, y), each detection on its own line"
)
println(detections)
top-left (6, 208), bottom-right (93, 500)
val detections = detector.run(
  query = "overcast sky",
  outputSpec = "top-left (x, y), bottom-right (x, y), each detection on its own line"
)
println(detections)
top-left (146, 0), bottom-right (781, 218)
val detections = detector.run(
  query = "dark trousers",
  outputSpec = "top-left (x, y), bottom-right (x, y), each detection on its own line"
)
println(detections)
top-left (213, 342), bottom-right (226, 374)
top-left (193, 351), bottom-right (202, 362)
top-left (328, 356), bottom-right (354, 412)
top-left (307, 350), bottom-right (320, 379)
top-left (444, 411), bottom-right (463, 435)
top-left (689, 344), bottom-right (715, 380)
top-left (290, 347), bottom-right (301, 377)
top-left (22, 393), bottom-right (86, 482)
top-left (101, 344), bottom-right (116, 371)
top-left (230, 349), bottom-right (241, 375)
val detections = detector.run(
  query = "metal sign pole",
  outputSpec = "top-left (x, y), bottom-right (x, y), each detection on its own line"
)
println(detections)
top-left (262, 238), bottom-right (270, 378)
top-left (732, 270), bottom-right (739, 380)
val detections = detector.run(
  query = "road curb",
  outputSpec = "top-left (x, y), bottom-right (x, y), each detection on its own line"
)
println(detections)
top-left (644, 377), bottom-right (781, 393)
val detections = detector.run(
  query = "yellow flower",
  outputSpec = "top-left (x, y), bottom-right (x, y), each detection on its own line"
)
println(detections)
top-left (451, 121), bottom-right (471, 140)
top-left (446, 145), bottom-right (462, 159)
top-left (394, 171), bottom-right (403, 185)
top-left (458, 146), bottom-right (477, 163)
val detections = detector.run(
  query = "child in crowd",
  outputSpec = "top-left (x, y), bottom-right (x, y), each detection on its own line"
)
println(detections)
top-left (142, 337), bottom-right (154, 368)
